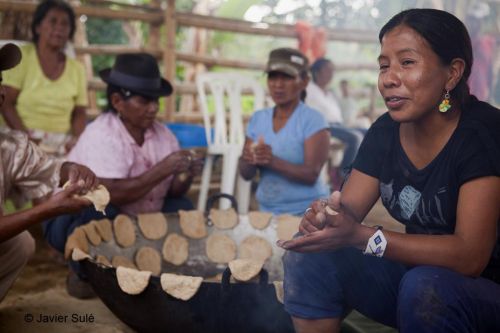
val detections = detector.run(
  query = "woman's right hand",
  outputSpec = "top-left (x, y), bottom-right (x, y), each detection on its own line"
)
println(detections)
top-left (277, 191), bottom-right (365, 252)
top-left (299, 191), bottom-right (342, 235)
top-left (253, 142), bottom-right (273, 166)
top-left (241, 139), bottom-right (256, 164)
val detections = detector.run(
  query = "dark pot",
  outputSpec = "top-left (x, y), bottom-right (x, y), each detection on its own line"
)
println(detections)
top-left (80, 256), bottom-right (294, 333)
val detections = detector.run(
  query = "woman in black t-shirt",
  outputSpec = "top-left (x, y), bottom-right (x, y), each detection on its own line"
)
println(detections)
top-left (279, 8), bottom-right (500, 333)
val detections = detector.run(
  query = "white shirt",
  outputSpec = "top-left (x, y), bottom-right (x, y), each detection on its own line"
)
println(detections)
top-left (305, 81), bottom-right (343, 124)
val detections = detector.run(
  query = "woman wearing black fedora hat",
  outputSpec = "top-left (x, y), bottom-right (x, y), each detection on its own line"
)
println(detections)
top-left (43, 53), bottom-right (203, 299)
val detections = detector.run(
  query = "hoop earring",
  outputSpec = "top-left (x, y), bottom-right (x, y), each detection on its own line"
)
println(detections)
top-left (439, 90), bottom-right (451, 113)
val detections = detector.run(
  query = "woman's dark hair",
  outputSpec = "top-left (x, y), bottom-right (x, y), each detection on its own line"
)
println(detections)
top-left (379, 8), bottom-right (473, 108)
top-left (31, 0), bottom-right (76, 44)
top-left (105, 84), bottom-right (132, 113)
top-left (299, 70), bottom-right (309, 101)
top-left (310, 58), bottom-right (332, 83)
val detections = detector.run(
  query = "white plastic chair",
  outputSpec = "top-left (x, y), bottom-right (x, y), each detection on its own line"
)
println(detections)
top-left (196, 72), bottom-right (265, 213)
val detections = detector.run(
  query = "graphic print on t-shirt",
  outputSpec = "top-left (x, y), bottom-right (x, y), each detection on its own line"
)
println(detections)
top-left (398, 185), bottom-right (421, 219)
top-left (381, 180), bottom-right (449, 228)
top-left (380, 180), bottom-right (396, 210)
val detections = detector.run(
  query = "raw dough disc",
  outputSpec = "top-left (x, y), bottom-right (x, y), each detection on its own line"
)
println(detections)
top-left (82, 185), bottom-right (110, 214)
top-left (137, 212), bottom-right (168, 240)
top-left (116, 266), bottom-right (151, 295)
top-left (71, 248), bottom-right (91, 261)
top-left (239, 235), bottom-right (272, 262)
top-left (209, 208), bottom-right (238, 229)
top-left (179, 210), bottom-right (207, 239)
top-left (160, 273), bottom-right (203, 301)
top-left (228, 258), bottom-right (264, 281)
top-left (135, 246), bottom-right (162, 275)
top-left (206, 233), bottom-right (236, 264)
top-left (273, 281), bottom-right (284, 304)
top-left (92, 219), bottom-right (113, 242)
top-left (112, 255), bottom-right (137, 269)
top-left (81, 222), bottom-right (101, 246)
top-left (162, 233), bottom-right (189, 266)
top-left (113, 214), bottom-right (136, 248)
top-left (276, 214), bottom-right (302, 241)
top-left (62, 181), bottom-right (110, 214)
top-left (64, 227), bottom-right (88, 259)
top-left (96, 254), bottom-right (111, 266)
top-left (248, 211), bottom-right (273, 230)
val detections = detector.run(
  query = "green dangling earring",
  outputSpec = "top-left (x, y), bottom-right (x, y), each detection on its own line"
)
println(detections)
top-left (439, 90), bottom-right (451, 113)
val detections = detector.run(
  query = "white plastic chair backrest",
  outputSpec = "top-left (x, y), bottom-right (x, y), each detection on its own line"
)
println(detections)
top-left (196, 72), bottom-right (265, 149)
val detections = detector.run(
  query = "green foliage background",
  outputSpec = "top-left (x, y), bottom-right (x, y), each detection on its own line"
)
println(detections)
top-left (82, 0), bottom-right (499, 113)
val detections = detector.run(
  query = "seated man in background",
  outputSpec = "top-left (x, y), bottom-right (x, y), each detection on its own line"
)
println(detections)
top-left (0, 43), bottom-right (99, 303)
top-left (306, 58), bottom-right (364, 187)
top-left (338, 79), bottom-right (371, 133)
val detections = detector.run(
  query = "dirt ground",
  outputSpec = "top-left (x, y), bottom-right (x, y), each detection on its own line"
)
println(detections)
top-left (0, 200), bottom-right (403, 333)
top-left (0, 223), bottom-right (134, 333)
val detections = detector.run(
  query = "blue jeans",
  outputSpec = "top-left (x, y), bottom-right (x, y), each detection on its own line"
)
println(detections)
top-left (42, 196), bottom-right (193, 277)
top-left (329, 123), bottom-right (364, 176)
top-left (283, 247), bottom-right (500, 332)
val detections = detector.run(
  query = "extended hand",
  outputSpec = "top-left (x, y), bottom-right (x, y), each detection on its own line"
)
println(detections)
top-left (60, 162), bottom-right (99, 194)
top-left (188, 150), bottom-right (204, 176)
top-left (241, 139), bottom-right (256, 164)
top-left (253, 143), bottom-right (273, 166)
top-left (298, 191), bottom-right (342, 234)
top-left (162, 150), bottom-right (193, 175)
top-left (47, 181), bottom-right (93, 214)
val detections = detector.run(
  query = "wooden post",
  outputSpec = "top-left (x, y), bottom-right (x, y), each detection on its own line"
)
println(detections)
top-left (148, 0), bottom-right (161, 50)
top-left (72, 0), bottom-right (99, 117)
top-left (163, 0), bottom-right (176, 122)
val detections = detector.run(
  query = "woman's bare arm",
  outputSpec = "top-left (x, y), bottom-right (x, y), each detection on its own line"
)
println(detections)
top-left (70, 106), bottom-right (87, 138)
top-left (99, 150), bottom-right (192, 205)
top-left (378, 176), bottom-right (500, 276)
top-left (283, 170), bottom-right (500, 277)
top-left (264, 129), bottom-right (330, 184)
top-left (1, 86), bottom-right (27, 132)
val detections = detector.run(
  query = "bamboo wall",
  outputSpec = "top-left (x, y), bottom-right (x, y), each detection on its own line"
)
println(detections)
top-left (0, 0), bottom-right (379, 123)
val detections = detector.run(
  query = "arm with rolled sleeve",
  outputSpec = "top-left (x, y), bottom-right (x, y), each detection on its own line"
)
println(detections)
top-left (0, 130), bottom-right (94, 242)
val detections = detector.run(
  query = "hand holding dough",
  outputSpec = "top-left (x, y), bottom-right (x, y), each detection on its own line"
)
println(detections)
top-left (250, 136), bottom-right (265, 163)
top-left (63, 181), bottom-right (110, 214)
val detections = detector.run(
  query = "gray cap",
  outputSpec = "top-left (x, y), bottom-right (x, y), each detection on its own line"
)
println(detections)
top-left (265, 47), bottom-right (308, 77)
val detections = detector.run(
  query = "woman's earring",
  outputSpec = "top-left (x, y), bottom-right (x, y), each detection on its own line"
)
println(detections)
top-left (439, 90), bottom-right (451, 113)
